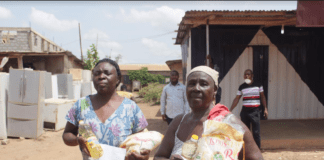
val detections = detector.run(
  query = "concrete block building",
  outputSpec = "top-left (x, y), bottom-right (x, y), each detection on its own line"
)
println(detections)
top-left (0, 27), bottom-right (84, 74)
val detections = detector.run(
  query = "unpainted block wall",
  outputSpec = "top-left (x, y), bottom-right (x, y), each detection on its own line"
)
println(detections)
top-left (0, 30), bottom-right (30, 51)
top-left (31, 32), bottom-right (42, 52)
top-left (68, 56), bottom-right (83, 69)
top-left (44, 41), bottom-right (48, 52)
top-left (49, 43), bottom-right (54, 52)
top-left (45, 56), bottom-right (64, 74)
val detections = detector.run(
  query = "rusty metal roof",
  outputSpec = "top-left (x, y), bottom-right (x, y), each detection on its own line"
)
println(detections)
top-left (175, 10), bottom-right (297, 44)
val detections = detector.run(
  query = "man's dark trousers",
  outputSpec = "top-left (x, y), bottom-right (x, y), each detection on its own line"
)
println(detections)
top-left (165, 114), bottom-right (173, 125)
top-left (240, 106), bottom-right (261, 149)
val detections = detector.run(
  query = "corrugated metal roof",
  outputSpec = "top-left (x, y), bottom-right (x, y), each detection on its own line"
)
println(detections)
top-left (119, 64), bottom-right (170, 71)
top-left (175, 10), bottom-right (297, 45)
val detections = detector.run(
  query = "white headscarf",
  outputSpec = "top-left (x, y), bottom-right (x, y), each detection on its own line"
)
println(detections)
top-left (187, 66), bottom-right (219, 87)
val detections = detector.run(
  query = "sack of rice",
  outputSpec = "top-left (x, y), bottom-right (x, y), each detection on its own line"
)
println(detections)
top-left (119, 129), bottom-right (164, 155)
top-left (193, 120), bottom-right (244, 160)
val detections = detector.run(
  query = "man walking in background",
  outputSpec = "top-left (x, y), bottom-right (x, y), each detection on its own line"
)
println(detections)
top-left (229, 69), bottom-right (268, 149)
top-left (160, 70), bottom-right (190, 125)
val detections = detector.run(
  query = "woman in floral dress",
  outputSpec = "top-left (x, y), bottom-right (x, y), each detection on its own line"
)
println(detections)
top-left (62, 58), bottom-right (149, 160)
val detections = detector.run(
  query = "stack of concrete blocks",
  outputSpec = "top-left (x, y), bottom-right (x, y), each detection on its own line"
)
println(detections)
top-left (0, 73), bottom-right (9, 145)
top-left (81, 70), bottom-right (96, 97)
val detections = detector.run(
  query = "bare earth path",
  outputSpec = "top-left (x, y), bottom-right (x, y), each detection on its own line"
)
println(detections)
top-left (1, 102), bottom-right (324, 160)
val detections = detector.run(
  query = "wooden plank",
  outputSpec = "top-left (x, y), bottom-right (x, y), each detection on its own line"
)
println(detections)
top-left (187, 30), bottom-right (191, 74)
top-left (183, 17), bottom-right (296, 26)
top-left (264, 18), bottom-right (297, 27)
top-left (206, 21), bottom-right (210, 66)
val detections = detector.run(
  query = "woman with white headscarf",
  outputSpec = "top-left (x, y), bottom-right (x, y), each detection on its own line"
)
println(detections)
top-left (154, 66), bottom-right (263, 160)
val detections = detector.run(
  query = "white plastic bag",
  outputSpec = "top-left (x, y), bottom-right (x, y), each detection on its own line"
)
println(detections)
top-left (119, 129), bottom-right (164, 155)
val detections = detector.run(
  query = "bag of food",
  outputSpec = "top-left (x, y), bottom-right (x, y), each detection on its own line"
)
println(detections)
top-left (119, 129), bottom-right (164, 155)
top-left (193, 120), bottom-right (244, 160)
top-left (116, 91), bottom-right (133, 99)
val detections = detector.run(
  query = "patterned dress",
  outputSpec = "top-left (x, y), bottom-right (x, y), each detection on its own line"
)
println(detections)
top-left (65, 95), bottom-right (148, 147)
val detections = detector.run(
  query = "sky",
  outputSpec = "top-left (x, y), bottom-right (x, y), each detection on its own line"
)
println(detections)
top-left (0, 1), bottom-right (298, 64)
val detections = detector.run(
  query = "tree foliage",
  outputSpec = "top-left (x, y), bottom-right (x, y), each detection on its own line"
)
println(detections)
top-left (83, 44), bottom-right (100, 70)
top-left (138, 82), bottom-right (163, 103)
top-left (127, 67), bottom-right (165, 86)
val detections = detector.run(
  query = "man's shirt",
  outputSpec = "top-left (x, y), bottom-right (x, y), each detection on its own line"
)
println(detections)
top-left (237, 81), bottom-right (264, 107)
top-left (160, 82), bottom-right (190, 119)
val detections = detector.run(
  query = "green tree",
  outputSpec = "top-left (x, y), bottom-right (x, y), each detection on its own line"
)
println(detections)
top-left (83, 44), bottom-right (100, 70)
top-left (127, 67), bottom-right (165, 86)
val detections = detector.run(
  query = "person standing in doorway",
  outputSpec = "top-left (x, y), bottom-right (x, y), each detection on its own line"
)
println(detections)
top-left (206, 54), bottom-right (222, 104)
top-left (160, 70), bottom-right (190, 125)
top-left (229, 69), bottom-right (268, 149)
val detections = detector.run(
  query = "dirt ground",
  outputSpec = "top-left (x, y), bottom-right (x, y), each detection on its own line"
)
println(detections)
top-left (1, 102), bottom-right (324, 160)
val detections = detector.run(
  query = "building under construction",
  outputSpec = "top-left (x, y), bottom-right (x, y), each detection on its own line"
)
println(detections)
top-left (0, 27), bottom-right (84, 74)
